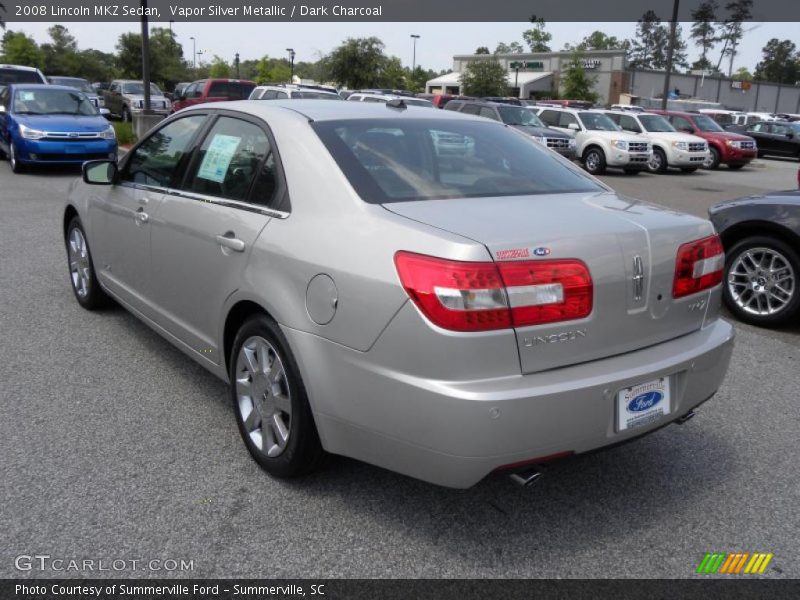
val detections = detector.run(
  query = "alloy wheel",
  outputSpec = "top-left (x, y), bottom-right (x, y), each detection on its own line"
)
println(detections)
top-left (235, 336), bottom-right (292, 458)
top-left (68, 227), bottom-right (91, 297)
top-left (727, 246), bottom-right (795, 316)
top-left (585, 151), bottom-right (600, 172)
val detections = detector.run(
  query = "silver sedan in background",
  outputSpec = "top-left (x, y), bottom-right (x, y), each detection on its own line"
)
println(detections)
top-left (63, 101), bottom-right (734, 488)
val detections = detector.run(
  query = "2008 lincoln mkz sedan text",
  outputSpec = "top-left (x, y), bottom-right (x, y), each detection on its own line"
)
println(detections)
top-left (63, 100), bottom-right (734, 488)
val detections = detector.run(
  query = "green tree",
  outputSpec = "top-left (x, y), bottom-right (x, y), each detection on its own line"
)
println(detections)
top-left (406, 65), bottom-right (435, 92)
top-left (494, 42), bottom-right (523, 54)
top-left (628, 11), bottom-right (665, 70)
top-left (327, 37), bottom-right (388, 89)
top-left (474, 46), bottom-right (490, 55)
top-left (577, 31), bottom-right (630, 51)
top-left (561, 51), bottom-right (598, 101)
top-left (754, 39), bottom-right (800, 83)
top-left (76, 49), bottom-right (117, 82)
top-left (733, 66), bottom-right (753, 81)
top-left (715, 0), bottom-right (753, 76)
top-left (460, 57), bottom-right (508, 97)
top-left (522, 18), bottom-right (551, 52)
top-left (115, 28), bottom-right (188, 89)
top-left (380, 56), bottom-right (406, 88)
top-left (41, 25), bottom-right (80, 75)
top-left (690, 1), bottom-right (718, 71)
top-left (0, 30), bottom-right (44, 68)
top-left (208, 55), bottom-right (230, 78)
top-left (255, 56), bottom-right (291, 83)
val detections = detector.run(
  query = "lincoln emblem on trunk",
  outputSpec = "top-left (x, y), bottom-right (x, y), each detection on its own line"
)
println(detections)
top-left (633, 255), bottom-right (644, 301)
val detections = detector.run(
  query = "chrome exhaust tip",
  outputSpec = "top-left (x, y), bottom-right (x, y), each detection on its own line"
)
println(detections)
top-left (676, 410), bottom-right (696, 425)
top-left (509, 467), bottom-right (545, 488)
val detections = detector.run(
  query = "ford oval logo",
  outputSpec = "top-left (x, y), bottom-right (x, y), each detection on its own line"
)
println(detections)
top-left (533, 247), bottom-right (551, 257)
top-left (627, 391), bottom-right (663, 413)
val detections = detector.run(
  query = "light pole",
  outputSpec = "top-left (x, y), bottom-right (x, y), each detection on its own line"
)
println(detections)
top-left (190, 36), bottom-right (196, 69)
top-left (660, 0), bottom-right (679, 110)
top-left (235, 52), bottom-right (240, 79)
top-left (286, 48), bottom-right (296, 82)
top-left (410, 34), bottom-right (420, 73)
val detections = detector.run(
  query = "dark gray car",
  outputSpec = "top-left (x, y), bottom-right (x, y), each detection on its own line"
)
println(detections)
top-left (709, 190), bottom-right (800, 326)
top-left (445, 100), bottom-right (576, 158)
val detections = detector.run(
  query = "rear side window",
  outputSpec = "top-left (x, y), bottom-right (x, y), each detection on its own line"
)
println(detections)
top-left (670, 116), bottom-right (694, 131)
top-left (123, 115), bottom-right (207, 188)
top-left (0, 68), bottom-right (43, 84)
top-left (184, 116), bottom-right (270, 202)
top-left (460, 104), bottom-right (480, 115)
top-left (312, 118), bottom-right (602, 204)
top-left (276, 91), bottom-right (288, 99)
top-left (479, 107), bottom-right (500, 121)
top-left (538, 110), bottom-right (559, 126)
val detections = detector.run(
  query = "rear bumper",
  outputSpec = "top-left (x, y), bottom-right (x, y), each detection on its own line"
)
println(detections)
top-left (285, 316), bottom-right (735, 488)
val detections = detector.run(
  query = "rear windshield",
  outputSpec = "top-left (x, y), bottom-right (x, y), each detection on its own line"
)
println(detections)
top-left (312, 118), bottom-right (602, 204)
top-left (638, 115), bottom-right (675, 132)
top-left (578, 112), bottom-right (620, 131)
top-left (292, 91), bottom-right (341, 99)
top-left (497, 105), bottom-right (546, 127)
top-left (208, 81), bottom-right (256, 98)
top-left (693, 115), bottom-right (724, 132)
top-left (0, 68), bottom-right (43, 84)
top-left (49, 77), bottom-right (94, 94)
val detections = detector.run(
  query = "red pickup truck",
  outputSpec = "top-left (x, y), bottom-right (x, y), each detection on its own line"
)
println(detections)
top-left (650, 109), bottom-right (757, 169)
top-left (171, 79), bottom-right (256, 113)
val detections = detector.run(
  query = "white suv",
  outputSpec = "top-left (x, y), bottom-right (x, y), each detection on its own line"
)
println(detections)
top-left (603, 110), bottom-right (710, 173)
top-left (536, 107), bottom-right (652, 175)
top-left (347, 93), bottom-right (434, 107)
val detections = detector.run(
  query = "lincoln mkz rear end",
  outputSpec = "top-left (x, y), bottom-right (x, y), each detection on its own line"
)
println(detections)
top-left (283, 107), bottom-right (734, 488)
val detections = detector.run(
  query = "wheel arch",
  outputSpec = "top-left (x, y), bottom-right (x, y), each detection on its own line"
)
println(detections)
top-left (582, 143), bottom-right (604, 160)
top-left (63, 205), bottom-right (79, 239)
top-left (719, 220), bottom-right (800, 255)
top-left (223, 300), bottom-right (276, 374)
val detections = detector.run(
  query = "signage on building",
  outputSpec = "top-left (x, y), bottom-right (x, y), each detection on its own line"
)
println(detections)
top-left (583, 59), bottom-right (601, 69)
top-left (509, 61), bottom-right (544, 70)
top-left (731, 80), bottom-right (752, 90)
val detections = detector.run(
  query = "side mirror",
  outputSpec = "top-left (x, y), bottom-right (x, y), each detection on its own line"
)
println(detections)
top-left (99, 107), bottom-right (111, 117)
top-left (786, 132), bottom-right (794, 139)
top-left (0, 105), bottom-right (5, 113)
top-left (83, 160), bottom-right (118, 185)
top-left (680, 127), bottom-right (695, 134)
top-left (568, 122), bottom-right (580, 131)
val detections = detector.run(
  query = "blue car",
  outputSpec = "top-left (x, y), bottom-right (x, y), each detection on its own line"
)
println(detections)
top-left (0, 84), bottom-right (117, 173)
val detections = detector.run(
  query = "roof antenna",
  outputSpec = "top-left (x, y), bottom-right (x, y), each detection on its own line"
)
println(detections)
top-left (386, 98), bottom-right (407, 110)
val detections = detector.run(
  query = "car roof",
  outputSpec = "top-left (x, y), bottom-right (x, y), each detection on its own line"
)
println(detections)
top-left (48, 76), bottom-right (88, 81)
top-left (9, 83), bottom-right (69, 90)
top-left (0, 64), bottom-right (40, 71)
top-left (182, 99), bottom-right (487, 122)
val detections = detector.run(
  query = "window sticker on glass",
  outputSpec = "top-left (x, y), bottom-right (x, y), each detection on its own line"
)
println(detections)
top-left (18, 91), bottom-right (35, 101)
top-left (197, 134), bottom-right (241, 183)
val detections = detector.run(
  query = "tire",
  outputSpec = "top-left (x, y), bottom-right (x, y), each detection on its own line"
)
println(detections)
top-left (680, 167), bottom-right (699, 173)
top-left (583, 147), bottom-right (606, 175)
top-left (9, 141), bottom-right (25, 173)
top-left (728, 163), bottom-right (745, 170)
top-left (648, 147), bottom-right (668, 173)
top-left (230, 314), bottom-right (325, 478)
top-left (65, 216), bottom-right (112, 310)
top-left (704, 146), bottom-right (721, 170)
top-left (722, 235), bottom-right (800, 327)
top-left (623, 169), bottom-right (640, 175)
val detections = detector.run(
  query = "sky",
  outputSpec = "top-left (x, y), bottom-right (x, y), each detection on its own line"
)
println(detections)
top-left (5, 21), bottom-right (793, 73)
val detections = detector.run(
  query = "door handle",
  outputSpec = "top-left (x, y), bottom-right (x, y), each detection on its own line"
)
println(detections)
top-left (135, 208), bottom-right (149, 223)
top-left (216, 233), bottom-right (245, 252)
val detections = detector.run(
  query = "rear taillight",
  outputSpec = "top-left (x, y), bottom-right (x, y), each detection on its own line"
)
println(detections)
top-left (394, 252), bottom-right (593, 332)
top-left (672, 234), bottom-right (724, 298)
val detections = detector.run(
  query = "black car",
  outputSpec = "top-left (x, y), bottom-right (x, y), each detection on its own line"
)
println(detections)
top-left (709, 190), bottom-right (800, 327)
top-left (745, 121), bottom-right (800, 161)
top-left (444, 100), bottom-right (576, 159)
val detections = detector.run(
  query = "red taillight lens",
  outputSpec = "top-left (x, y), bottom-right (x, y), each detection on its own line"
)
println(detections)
top-left (672, 234), bottom-right (724, 298)
top-left (498, 259), bottom-right (593, 327)
top-left (394, 252), bottom-right (593, 332)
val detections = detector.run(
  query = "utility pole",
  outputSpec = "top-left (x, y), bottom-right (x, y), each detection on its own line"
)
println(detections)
top-left (660, 0), bottom-right (679, 110)
top-left (410, 34), bottom-right (420, 72)
top-left (286, 48), bottom-right (295, 82)
top-left (190, 36), bottom-right (196, 69)
top-left (141, 0), bottom-right (151, 112)
top-left (235, 53), bottom-right (240, 78)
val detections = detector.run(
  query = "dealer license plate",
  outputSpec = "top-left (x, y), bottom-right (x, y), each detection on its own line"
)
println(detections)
top-left (616, 377), bottom-right (670, 432)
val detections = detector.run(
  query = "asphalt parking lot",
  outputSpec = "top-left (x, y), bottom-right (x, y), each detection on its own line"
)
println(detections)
top-left (0, 156), bottom-right (798, 579)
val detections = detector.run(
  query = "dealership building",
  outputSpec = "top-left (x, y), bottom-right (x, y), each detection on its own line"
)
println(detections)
top-left (426, 49), bottom-right (630, 104)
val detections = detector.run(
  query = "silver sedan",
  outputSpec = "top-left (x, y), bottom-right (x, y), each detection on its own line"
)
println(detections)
top-left (64, 100), bottom-right (734, 488)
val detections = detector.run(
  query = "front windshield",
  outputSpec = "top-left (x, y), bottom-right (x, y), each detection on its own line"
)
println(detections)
top-left (786, 122), bottom-right (800, 133)
top-left (693, 115), bottom-right (724, 132)
top-left (578, 112), bottom-right (621, 131)
top-left (122, 82), bottom-right (162, 95)
top-left (50, 78), bottom-right (94, 94)
top-left (638, 115), bottom-right (676, 132)
top-left (13, 88), bottom-right (97, 115)
top-left (312, 118), bottom-right (603, 203)
top-left (498, 106), bottom-right (545, 127)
